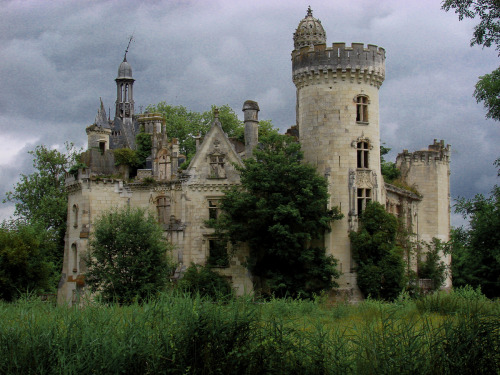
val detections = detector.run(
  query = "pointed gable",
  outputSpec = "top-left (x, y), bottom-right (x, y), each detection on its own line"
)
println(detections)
top-left (186, 110), bottom-right (243, 184)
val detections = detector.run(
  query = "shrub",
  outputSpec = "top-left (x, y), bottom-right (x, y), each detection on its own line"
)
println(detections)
top-left (176, 263), bottom-right (233, 300)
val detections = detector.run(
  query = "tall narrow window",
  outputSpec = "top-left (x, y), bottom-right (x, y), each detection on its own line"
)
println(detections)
top-left (71, 243), bottom-right (78, 273)
top-left (356, 95), bottom-right (369, 123)
top-left (357, 141), bottom-right (369, 168)
top-left (72, 204), bottom-right (79, 228)
top-left (357, 188), bottom-right (372, 215)
top-left (156, 197), bottom-right (171, 225)
top-left (208, 199), bottom-right (220, 220)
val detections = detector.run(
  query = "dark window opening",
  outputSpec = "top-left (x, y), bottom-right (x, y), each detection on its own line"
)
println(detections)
top-left (208, 199), bottom-right (219, 220)
top-left (357, 188), bottom-right (372, 215)
top-left (208, 239), bottom-right (229, 268)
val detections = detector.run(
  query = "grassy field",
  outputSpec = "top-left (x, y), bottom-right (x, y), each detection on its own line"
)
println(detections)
top-left (0, 287), bottom-right (498, 374)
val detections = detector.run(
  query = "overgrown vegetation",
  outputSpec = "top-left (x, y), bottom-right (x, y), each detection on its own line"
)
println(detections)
top-left (0, 287), bottom-right (498, 374)
top-left (212, 133), bottom-right (342, 298)
top-left (350, 201), bottom-right (405, 301)
top-left (85, 207), bottom-right (175, 304)
top-left (451, 168), bottom-right (500, 298)
top-left (177, 263), bottom-right (233, 300)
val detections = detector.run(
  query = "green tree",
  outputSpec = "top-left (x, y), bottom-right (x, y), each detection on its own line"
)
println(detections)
top-left (418, 238), bottom-right (449, 292)
top-left (213, 133), bottom-right (342, 299)
top-left (3, 143), bottom-right (80, 279)
top-left (350, 201), bottom-right (405, 300)
top-left (452, 184), bottom-right (500, 298)
top-left (474, 67), bottom-right (500, 120)
top-left (85, 207), bottom-right (175, 304)
top-left (442, 0), bottom-right (500, 120)
top-left (0, 221), bottom-right (56, 301)
top-left (380, 144), bottom-right (401, 183)
top-left (146, 103), bottom-right (244, 158)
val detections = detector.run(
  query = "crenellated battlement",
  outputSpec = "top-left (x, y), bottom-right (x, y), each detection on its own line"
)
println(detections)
top-left (292, 42), bottom-right (385, 88)
top-left (396, 139), bottom-right (451, 165)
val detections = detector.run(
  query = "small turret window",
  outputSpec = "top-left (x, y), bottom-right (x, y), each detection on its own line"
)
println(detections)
top-left (356, 95), bottom-right (369, 123)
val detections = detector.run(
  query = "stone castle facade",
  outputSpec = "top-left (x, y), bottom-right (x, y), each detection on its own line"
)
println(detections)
top-left (58, 8), bottom-right (451, 304)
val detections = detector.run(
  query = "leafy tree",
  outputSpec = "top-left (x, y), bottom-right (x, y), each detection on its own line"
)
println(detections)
top-left (442, 0), bottom-right (500, 51)
top-left (213, 133), bottom-right (342, 299)
top-left (350, 201), bottom-right (405, 300)
top-left (85, 207), bottom-right (175, 304)
top-left (146, 103), bottom-right (243, 157)
top-left (442, 0), bottom-right (500, 121)
top-left (0, 221), bottom-right (56, 301)
top-left (3, 143), bottom-right (80, 280)
top-left (452, 184), bottom-right (500, 298)
top-left (474, 67), bottom-right (500, 120)
top-left (380, 144), bottom-right (401, 183)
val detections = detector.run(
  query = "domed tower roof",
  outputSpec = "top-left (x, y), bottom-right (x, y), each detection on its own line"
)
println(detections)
top-left (117, 56), bottom-right (133, 79)
top-left (293, 6), bottom-right (326, 50)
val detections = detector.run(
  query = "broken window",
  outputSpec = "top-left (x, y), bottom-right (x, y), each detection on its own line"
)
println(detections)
top-left (357, 141), bottom-right (369, 168)
top-left (209, 154), bottom-right (226, 178)
top-left (156, 196), bottom-right (171, 224)
top-left (208, 199), bottom-right (220, 220)
top-left (356, 95), bottom-right (369, 123)
top-left (357, 188), bottom-right (372, 215)
top-left (208, 239), bottom-right (229, 267)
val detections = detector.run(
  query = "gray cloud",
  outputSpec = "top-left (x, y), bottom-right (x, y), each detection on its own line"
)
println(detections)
top-left (0, 0), bottom-right (498, 227)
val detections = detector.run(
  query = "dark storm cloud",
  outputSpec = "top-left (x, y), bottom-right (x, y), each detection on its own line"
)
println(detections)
top-left (0, 0), bottom-right (498, 226)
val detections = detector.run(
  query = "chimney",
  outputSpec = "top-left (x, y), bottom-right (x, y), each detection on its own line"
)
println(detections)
top-left (242, 100), bottom-right (259, 158)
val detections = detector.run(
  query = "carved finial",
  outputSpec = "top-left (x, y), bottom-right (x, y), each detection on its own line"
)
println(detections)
top-left (307, 6), bottom-right (312, 17)
top-left (214, 107), bottom-right (219, 119)
top-left (124, 34), bottom-right (134, 61)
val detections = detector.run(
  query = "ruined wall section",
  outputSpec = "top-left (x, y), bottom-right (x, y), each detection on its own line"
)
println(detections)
top-left (292, 42), bottom-right (385, 297)
top-left (396, 140), bottom-right (451, 289)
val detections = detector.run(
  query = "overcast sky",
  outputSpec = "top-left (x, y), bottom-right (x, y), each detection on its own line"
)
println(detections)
top-left (1, 0), bottom-right (498, 226)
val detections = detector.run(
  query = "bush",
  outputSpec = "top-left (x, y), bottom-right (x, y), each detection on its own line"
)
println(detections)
top-left (85, 207), bottom-right (175, 304)
top-left (176, 263), bottom-right (233, 300)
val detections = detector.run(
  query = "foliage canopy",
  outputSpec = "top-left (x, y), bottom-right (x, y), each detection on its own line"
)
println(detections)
top-left (85, 207), bottom-right (174, 304)
top-left (213, 133), bottom-right (341, 298)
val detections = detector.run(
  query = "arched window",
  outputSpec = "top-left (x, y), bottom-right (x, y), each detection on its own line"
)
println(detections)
top-left (355, 95), bottom-right (369, 123)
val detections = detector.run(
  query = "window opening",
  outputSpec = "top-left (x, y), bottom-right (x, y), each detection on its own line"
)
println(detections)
top-left (156, 197), bottom-right (171, 224)
top-left (209, 154), bottom-right (225, 178)
top-left (71, 243), bottom-right (78, 273)
top-left (356, 96), bottom-right (368, 123)
top-left (208, 239), bottom-right (229, 267)
top-left (357, 141), bottom-right (369, 168)
top-left (357, 188), bottom-right (372, 215)
top-left (208, 199), bottom-right (220, 220)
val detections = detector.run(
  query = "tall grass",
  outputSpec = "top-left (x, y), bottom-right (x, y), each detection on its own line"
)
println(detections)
top-left (0, 289), bottom-right (498, 374)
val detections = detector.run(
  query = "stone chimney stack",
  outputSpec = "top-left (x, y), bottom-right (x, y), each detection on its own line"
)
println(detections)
top-left (242, 100), bottom-right (259, 158)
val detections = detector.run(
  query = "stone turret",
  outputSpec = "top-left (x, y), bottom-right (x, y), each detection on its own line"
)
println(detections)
top-left (242, 100), bottom-right (259, 158)
top-left (292, 8), bottom-right (386, 298)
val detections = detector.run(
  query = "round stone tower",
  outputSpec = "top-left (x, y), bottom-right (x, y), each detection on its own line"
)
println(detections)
top-left (292, 7), bottom-right (386, 295)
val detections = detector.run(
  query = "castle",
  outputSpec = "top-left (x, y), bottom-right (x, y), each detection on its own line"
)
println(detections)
top-left (58, 8), bottom-right (451, 304)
